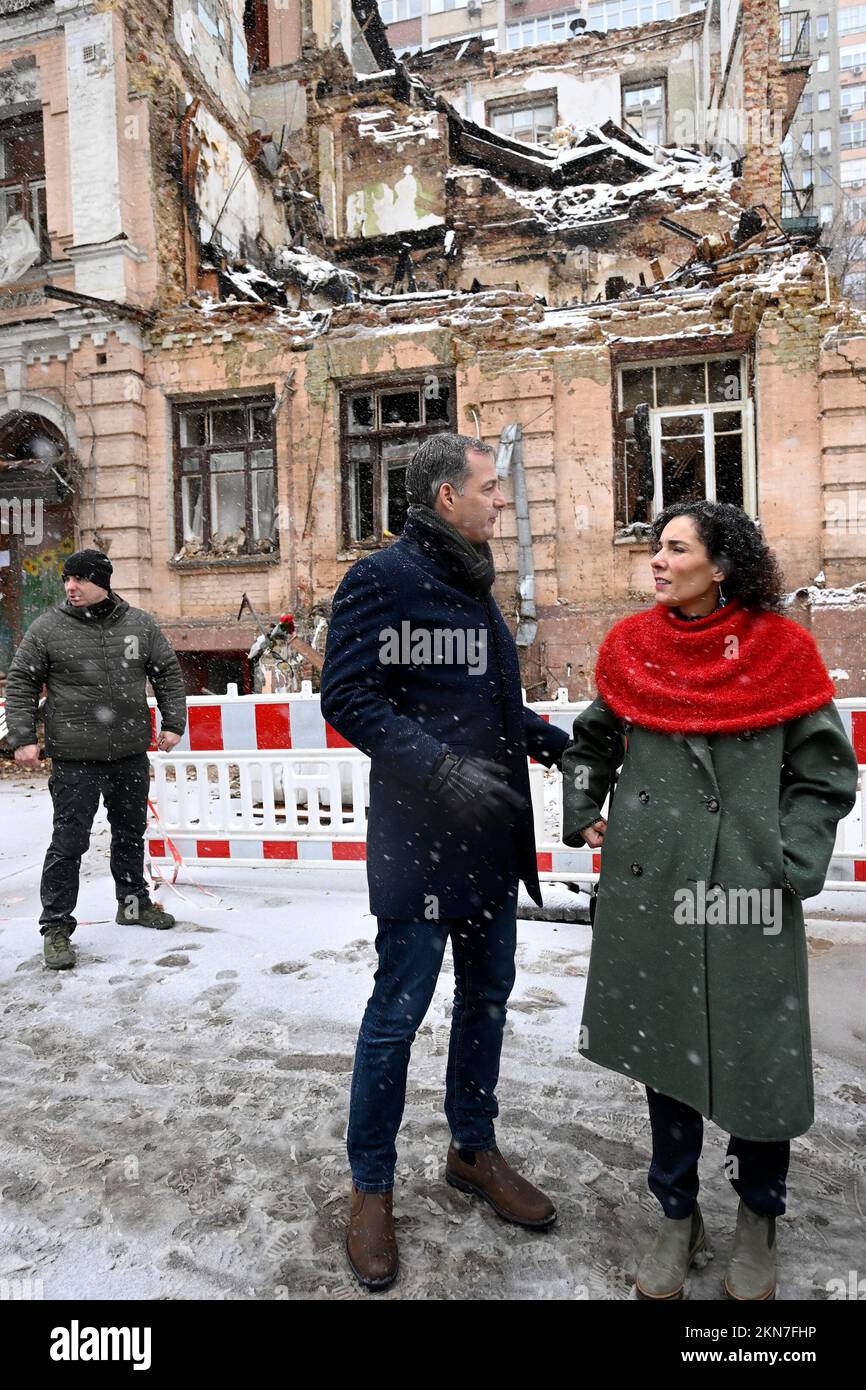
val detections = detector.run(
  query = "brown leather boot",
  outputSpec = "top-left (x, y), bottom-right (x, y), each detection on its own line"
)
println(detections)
top-left (346, 1185), bottom-right (398, 1290)
top-left (445, 1142), bottom-right (556, 1229)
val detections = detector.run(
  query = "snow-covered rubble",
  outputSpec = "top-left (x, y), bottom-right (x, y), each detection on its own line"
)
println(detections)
top-left (786, 581), bottom-right (866, 609)
top-left (347, 108), bottom-right (440, 144)
top-left (451, 144), bottom-right (735, 232)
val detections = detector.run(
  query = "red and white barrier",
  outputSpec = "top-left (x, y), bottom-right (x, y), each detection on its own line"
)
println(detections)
top-left (145, 687), bottom-right (866, 890)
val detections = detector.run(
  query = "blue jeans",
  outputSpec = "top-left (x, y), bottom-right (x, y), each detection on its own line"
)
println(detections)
top-left (646, 1088), bottom-right (790, 1218)
top-left (348, 890), bottom-right (518, 1192)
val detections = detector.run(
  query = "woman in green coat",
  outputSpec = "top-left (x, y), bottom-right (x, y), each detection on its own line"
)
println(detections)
top-left (562, 501), bottom-right (859, 1301)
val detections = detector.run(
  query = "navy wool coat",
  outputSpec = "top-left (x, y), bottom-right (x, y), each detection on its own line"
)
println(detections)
top-left (320, 521), bottom-right (568, 920)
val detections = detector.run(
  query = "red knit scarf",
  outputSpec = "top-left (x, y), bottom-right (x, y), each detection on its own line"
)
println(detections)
top-left (595, 598), bottom-right (836, 735)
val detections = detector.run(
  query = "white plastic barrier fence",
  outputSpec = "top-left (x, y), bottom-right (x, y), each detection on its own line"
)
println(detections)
top-left (145, 687), bottom-right (866, 890)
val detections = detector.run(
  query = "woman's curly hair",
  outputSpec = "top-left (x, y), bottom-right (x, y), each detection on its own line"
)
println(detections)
top-left (649, 501), bottom-right (786, 611)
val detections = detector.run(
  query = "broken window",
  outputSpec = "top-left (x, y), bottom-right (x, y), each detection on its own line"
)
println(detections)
top-left (173, 398), bottom-right (277, 558)
top-left (622, 82), bottom-right (665, 146)
top-left (243, 0), bottom-right (269, 73)
top-left (0, 112), bottom-right (49, 268)
top-left (487, 90), bottom-right (558, 145)
top-left (340, 375), bottom-right (456, 546)
top-left (613, 356), bottom-right (754, 531)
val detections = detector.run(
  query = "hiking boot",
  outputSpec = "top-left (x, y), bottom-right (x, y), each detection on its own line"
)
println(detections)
top-left (43, 926), bottom-right (76, 971)
top-left (636, 1204), bottom-right (706, 1300)
top-left (445, 1141), bottom-right (556, 1229)
top-left (346, 1186), bottom-right (398, 1290)
top-left (724, 1200), bottom-right (777, 1301)
top-left (116, 897), bottom-right (175, 929)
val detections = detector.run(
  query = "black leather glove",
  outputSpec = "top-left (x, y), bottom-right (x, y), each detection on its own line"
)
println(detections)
top-left (427, 752), bottom-right (526, 828)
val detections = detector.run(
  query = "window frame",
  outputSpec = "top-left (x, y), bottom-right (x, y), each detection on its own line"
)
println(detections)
top-left (621, 77), bottom-right (666, 145)
top-left (841, 119), bottom-right (866, 148)
top-left (0, 110), bottom-right (49, 264)
top-left (172, 394), bottom-right (278, 559)
top-left (505, 9), bottom-right (581, 50)
top-left (587, 0), bottom-right (673, 32)
top-left (339, 373), bottom-right (457, 550)
top-left (839, 6), bottom-right (866, 36)
top-left (611, 348), bottom-right (756, 532)
top-left (840, 46), bottom-right (866, 71)
top-left (485, 88), bottom-right (559, 144)
top-left (379, 0), bottom-right (423, 19)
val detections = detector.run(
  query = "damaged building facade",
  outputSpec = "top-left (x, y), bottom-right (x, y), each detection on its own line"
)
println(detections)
top-left (0, 0), bottom-right (865, 696)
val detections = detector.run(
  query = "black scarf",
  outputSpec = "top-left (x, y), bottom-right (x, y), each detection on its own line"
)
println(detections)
top-left (404, 505), bottom-right (495, 597)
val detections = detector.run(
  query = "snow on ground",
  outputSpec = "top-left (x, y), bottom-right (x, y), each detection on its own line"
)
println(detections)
top-left (1, 772), bottom-right (864, 1301)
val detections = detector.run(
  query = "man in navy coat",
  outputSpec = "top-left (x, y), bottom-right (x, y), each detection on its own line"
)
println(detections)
top-left (320, 432), bottom-right (568, 1289)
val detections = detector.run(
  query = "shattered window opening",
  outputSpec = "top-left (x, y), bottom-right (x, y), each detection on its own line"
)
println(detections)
top-left (0, 111), bottom-right (49, 265)
top-left (614, 357), bottom-right (752, 529)
top-left (622, 82), bottom-right (665, 147)
top-left (173, 397), bottom-right (278, 559)
top-left (340, 376), bottom-right (456, 547)
top-left (486, 90), bottom-right (558, 146)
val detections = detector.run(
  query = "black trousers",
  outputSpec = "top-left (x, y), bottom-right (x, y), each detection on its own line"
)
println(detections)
top-left (40, 754), bottom-right (151, 934)
top-left (646, 1087), bottom-right (790, 1219)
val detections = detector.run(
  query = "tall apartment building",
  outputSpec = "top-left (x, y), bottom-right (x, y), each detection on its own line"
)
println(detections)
top-left (781, 1), bottom-right (866, 298)
top-left (380, 0), bottom-right (704, 56)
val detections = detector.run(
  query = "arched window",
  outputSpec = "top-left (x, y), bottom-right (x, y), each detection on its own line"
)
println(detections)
top-left (0, 412), bottom-right (70, 502)
top-left (0, 410), bottom-right (66, 464)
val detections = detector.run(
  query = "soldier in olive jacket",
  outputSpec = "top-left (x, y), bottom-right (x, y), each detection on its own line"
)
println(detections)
top-left (562, 502), bottom-right (859, 1303)
top-left (5, 550), bottom-right (187, 969)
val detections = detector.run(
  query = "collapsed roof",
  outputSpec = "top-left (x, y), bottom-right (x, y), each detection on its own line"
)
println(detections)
top-left (447, 114), bottom-right (666, 190)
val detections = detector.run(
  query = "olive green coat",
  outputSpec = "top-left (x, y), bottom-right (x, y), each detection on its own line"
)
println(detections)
top-left (562, 698), bottom-right (859, 1140)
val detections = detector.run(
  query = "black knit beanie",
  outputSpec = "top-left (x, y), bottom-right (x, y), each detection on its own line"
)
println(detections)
top-left (62, 549), bottom-right (113, 591)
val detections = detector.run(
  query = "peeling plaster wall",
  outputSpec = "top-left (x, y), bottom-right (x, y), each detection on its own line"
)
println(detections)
top-left (345, 165), bottom-right (443, 238)
top-left (120, 0), bottom-right (292, 301)
top-left (173, 0), bottom-right (250, 126)
top-left (340, 108), bottom-right (446, 239)
top-left (190, 103), bottom-right (285, 255)
top-left (250, 76), bottom-right (308, 145)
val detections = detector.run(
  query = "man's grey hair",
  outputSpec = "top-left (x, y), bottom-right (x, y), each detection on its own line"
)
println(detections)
top-left (405, 433), bottom-right (494, 508)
